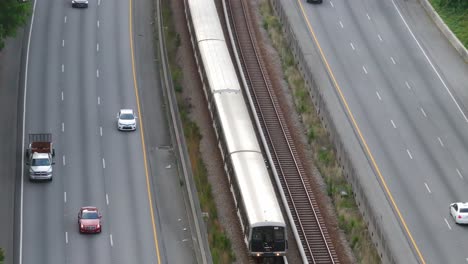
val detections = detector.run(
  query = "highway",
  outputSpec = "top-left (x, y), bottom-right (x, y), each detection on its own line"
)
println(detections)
top-left (18, 0), bottom-right (196, 263)
top-left (297, 0), bottom-right (468, 262)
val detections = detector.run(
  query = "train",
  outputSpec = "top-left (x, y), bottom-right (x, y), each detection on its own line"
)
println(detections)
top-left (185, 0), bottom-right (288, 257)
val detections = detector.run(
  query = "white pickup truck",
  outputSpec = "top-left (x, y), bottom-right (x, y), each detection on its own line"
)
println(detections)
top-left (26, 133), bottom-right (55, 181)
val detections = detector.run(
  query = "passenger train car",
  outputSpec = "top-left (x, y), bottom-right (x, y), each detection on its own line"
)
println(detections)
top-left (185, 0), bottom-right (287, 257)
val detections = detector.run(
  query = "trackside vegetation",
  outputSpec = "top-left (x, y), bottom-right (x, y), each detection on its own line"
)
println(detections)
top-left (161, 2), bottom-right (235, 263)
top-left (429, 0), bottom-right (468, 48)
top-left (260, 0), bottom-right (380, 263)
top-left (0, 248), bottom-right (4, 264)
top-left (0, 0), bottom-right (31, 50)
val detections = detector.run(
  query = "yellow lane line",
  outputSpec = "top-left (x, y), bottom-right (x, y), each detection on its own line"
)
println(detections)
top-left (295, 1), bottom-right (426, 263)
top-left (128, 0), bottom-right (162, 262)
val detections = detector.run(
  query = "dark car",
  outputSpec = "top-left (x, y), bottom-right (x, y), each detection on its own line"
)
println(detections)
top-left (78, 206), bottom-right (102, 233)
top-left (307, 0), bottom-right (323, 4)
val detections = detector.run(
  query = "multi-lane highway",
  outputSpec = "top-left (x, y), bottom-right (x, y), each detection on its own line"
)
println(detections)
top-left (298, 0), bottom-right (468, 262)
top-left (18, 0), bottom-right (197, 263)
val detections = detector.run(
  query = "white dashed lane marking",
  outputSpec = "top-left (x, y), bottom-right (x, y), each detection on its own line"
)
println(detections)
top-left (339, 21), bottom-right (344, 28)
top-left (390, 57), bottom-right (396, 64)
top-left (367, 13), bottom-right (371, 20)
top-left (376, 91), bottom-right (382, 101)
top-left (424, 183), bottom-right (431, 193)
top-left (407, 149), bottom-right (413, 159)
top-left (330, 1), bottom-right (334, 7)
top-left (61, 91), bottom-right (64, 101)
top-left (64, 16), bottom-right (67, 23)
top-left (110, 234), bottom-right (113, 247)
top-left (457, 168), bottom-right (463, 179)
top-left (97, 20), bottom-right (100, 28)
top-left (64, 192), bottom-right (67, 203)
top-left (438, 137), bottom-right (444, 147)
top-left (405, 81), bottom-right (411, 90)
top-left (65, 232), bottom-right (68, 244)
top-left (391, 120), bottom-right (396, 128)
top-left (62, 40), bottom-right (65, 47)
top-left (63, 155), bottom-right (66, 166)
top-left (102, 158), bottom-right (106, 169)
top-left (378, 34), bottom-right (383, 42)
top-left (445, 218), bottom-right (452, 230)
top-left (350, 42), bottom-right (355, 51)
top-left (420, 107), bottom-right (427, 117)
top-left (61, 64), bottom-right (64, 73)
top-left (362, 66), bottom-right (368, 74)
top-left (100, 127), bottom-right (103, 136)
top-left (106, 194), bottom-right (109, 205)
top-left (62, 122), bottom-right (64, 132)
top-left (98, 97), bottom-right (100, 105)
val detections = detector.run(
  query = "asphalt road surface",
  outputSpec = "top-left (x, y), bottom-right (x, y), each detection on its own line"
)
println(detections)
top-left (298, 0), bottom-right (468, 262)
top-left (18, 0), bottom-right (196, 263)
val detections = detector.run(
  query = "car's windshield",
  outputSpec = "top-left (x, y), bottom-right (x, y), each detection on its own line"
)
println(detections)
top-left (120, 114), bottom-right (134, 120)
top-left (82, 211), bottom-right (99, 219)
top-left (460, 208), bottom-right (468, 213)
top-left (32, 158), bottom-right (50, 166)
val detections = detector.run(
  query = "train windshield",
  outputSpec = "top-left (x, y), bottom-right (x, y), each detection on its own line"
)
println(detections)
top-left (251, 226), bottom-right (286, 252)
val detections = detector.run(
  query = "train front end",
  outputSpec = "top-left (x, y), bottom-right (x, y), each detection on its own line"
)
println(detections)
top-left (249, 223), bottom-right (287, 257)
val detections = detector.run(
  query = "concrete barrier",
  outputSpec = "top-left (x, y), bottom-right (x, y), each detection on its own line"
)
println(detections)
top-left (417, 0), bottom-right (468, 63)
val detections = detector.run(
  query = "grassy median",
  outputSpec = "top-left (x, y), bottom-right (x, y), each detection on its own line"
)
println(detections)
top-left (161, 2), bottom-right (236, 263)
top-left (429, 0), bottom-right (468, 48)
top-left (260, 1), bottom-right (380, 263)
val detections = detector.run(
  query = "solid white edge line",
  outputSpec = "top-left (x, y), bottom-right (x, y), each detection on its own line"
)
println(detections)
top-left (424, 182), bottom-right (431, 193)
top-left (390, 0), bottom-right (468, 122)
top-left (407, 149), bottom-right (413, 159)
top-left (444, 218), bottom-right (452, 230)
top-left (20, 0), bottom-right (38, 261)
top-left (457, 168), bottom-right (463, 179)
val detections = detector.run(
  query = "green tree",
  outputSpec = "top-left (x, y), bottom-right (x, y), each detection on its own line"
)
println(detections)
top-left (0, 0), bottom-right (31, 50)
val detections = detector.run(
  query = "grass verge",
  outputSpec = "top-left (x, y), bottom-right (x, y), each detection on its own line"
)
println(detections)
top-left (429, 0), bottom-right (468, 48)
top-left (260, 1), bottom-right (380, 263)
top-left (161, 2), bottom-right (236, 263)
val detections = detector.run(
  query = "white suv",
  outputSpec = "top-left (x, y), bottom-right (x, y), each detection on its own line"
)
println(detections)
top-left (117, 109), bottom-right (137, 131)
top-left (72, 0), bottom-right (88, 8)
top-left (450, 202), bottom-right (468, 224)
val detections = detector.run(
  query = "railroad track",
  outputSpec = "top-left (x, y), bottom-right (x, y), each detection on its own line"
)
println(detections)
top-left (224, 0), bottom-right (340, 263)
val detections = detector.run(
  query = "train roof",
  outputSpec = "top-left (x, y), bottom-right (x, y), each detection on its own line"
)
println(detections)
top-left (214, 92), bottom-right (261, 153)
top-left (198, 41), bottom-right (240, 94)
top-left (187, 0), bottom-right (225, 42)
top-left (231, 152), bottom-right (285, 225)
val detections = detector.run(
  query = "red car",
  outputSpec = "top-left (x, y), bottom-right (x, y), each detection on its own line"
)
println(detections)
top-left (78, 206), bottom-right (102, 233)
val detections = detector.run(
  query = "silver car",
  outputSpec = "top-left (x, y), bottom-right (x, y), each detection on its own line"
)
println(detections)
top-left (72, 0), bottom-right (88, 8)
top-left (117, 109), bottom-right (137, 131)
